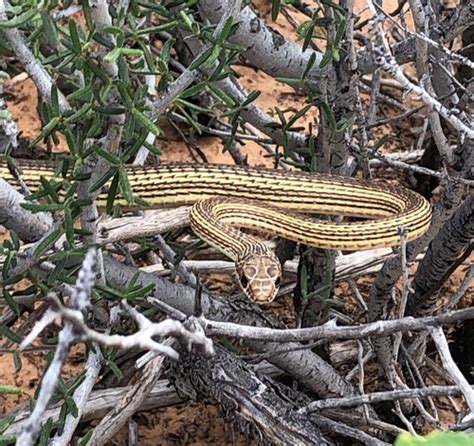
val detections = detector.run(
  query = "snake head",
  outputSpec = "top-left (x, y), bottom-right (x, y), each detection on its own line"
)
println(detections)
top-left (236, 252), bottom-right (282, 303)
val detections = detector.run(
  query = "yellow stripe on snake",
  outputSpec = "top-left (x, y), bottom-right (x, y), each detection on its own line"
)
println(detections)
top-left (0, 161), bottom-right (432, 303)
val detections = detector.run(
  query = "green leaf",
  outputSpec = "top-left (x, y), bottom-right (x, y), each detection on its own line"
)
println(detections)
top-left (106, 172), bottom-right (120, 214)
top-left (21, 202), bottom-right (64, 213)
top-left (179, 81), bottom-right (207, 99)
top-left (124, 282), bottom-right (155, 300)
top-left (13, 351), bottom-right (22, 372)
top-left (0, 322), bottom-right (22, 344)
top-left (65, 396), bottom-right (79, 418)
top-left (116, 83), bottom-right (134, 109)
top-left (135, 21), bottom-right (179, 36)
top-left (2, 251), bottom-right (13, 280)
top-left (302, 53), bottom-right (317, 79)
top-left (299, 264), bottom-right (308, 298)
top-left (334, 19), bottom-right (346, 47)
top-left (271, 0), bottom-right (281, 21)
top-left (40, 176), bottom-right (60, 202)
top-left (0, 8), bottom-right (38, 29)
top-left (160, 37), bottom-right (175, 67)
top-left (41, 11), bottom-right (59, 49)
top-left (371, 134), bottom-right (390, 153)
top-left (31, 117), bottom-right (61, 146)
top-left (319, 51), bottom-right (332, 69)
top-left (33, 227), bottom-right (63, 258)
top-left (119, 48), bottom-right (143, 58)
top-left (0, 415), bottom-right (15, 435)
top-left (64, 103), bottom-right (93, 124)
top-left (302, 23), bottom-right (315, 52)
top-left (179, 10), bottom-right (195, 32)
top-left (217, 16), bottom-right (234, 44)
top-left (63, 127), bottom-right (77, 156)
top-left (188, 46), bottom-right (214, 70)
top-left (94, 147), bottom-right (121, 166)
top-left (131, 108), bottom-right (161, 136)
top-left (207, 83), bottom-right (236, 106)
top-left (276, 77), bottom-right (305, 88)
top-left (90, 167), bottom-right (116, 193)
top-left (137, 40), bottom-right (155, 72)
top-left (3, 289), bottom-right (19, 315)
top-left (85, 59), bottom-right (109, 83)
top-left (106, 358), bottom-right (123, 380)
top-left (38, 418), bottom-right (53, 446)
top-left (320, 101), bottom-right (337, 130)
top-left (241, 90), bottom-right (261, 107)
top-left (10, 231), bottom-right (20, 250)
top-left (118, 165), bottom-right (134, 204)
top-left (395, 431), bottom-right (474, 446)
top-left (0, 385), bottom-right (21, 395)
top-left (64, 210), bottom-right (75, 245)
top-left (0, 109), bottom-right (12, 120)
top-left (287, 104), bottom-right (312, 128)
top-left (67, 85), bottom-right (93, 102)
top-left (68, 19), bottom-right (82, 52)
top-left (78, 430), bottom-right (93, 446)
top-left (103, 47), bottom-right (122, 64)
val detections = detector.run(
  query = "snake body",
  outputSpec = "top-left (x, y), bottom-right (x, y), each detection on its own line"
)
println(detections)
top-left (0, 161), bottom-right (432, 302)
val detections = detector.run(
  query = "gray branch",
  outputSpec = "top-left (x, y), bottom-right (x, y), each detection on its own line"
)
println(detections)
top-left (0, 178), bottom-right (53, 242)
top-left (198, 0), bottom-right (324, 79)
top-left (429, 326), bottom-right (474, 414)
top-left (301, 384), bottom-right (474, 412)
top-left (202, 308), bottom-right (474, 343)
top-left (103, 255), bottom-right (355, 398)
top-left (170, 344), bottom-right (333, 445)
top-left (0, 0), bottom-right (70, 112)
top-left (407, 195), bottom-right (473, 315)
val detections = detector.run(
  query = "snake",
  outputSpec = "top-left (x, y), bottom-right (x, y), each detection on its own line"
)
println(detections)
top-left (0, 160), bottom-right (432, 303)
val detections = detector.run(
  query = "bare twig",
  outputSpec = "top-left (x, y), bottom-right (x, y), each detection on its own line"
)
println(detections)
top-left (443, 264), bottom-right (473, 311)
top-left (87, 339), bottom-right (171, 446)
top-left (429, 326), bottom-right (474, 414)
top-left (0, 0), bottom-right (70, 112)
top-left (16, 249), bottom-right (98, 446)
top-left (366, 0), bottom-right (474, 139)
top-left (393, 227), bottom-right (409, 361)
top-left (202, 307), bottom-right (474, 343)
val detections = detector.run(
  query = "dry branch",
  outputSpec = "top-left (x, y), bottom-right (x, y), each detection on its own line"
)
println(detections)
top-left (170, 344), bottom-right (333, 445)
top-left (407, 195), bottom-right (474, 315)
top-left (97, 207), bottom-right (191, 244)
top-left (103, 255), bottom-right (356, 398)
top-left (301, 385), bottom-right (474, 412)
top-left (202, 308), bottom-right (474, 343)
top-left (1, 362), bottom-right (282, 437)
top-left (0, 178), bottom-right (53, 242)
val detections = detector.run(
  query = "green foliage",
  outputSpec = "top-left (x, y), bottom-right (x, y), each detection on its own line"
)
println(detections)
top-left (0, 0), bottom-right (365, 441)
top-left (395, 431), bottom-right (474, 446)
top-left (0, 384), bottom-right (22, 395)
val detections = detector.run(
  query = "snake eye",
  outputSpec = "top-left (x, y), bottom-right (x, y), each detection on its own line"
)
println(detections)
top-left (244, 266), bottom-right (257, 277)
top-left (267, 265), bottom-right (280, 277)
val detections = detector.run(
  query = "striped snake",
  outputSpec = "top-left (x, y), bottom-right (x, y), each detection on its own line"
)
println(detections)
top-left (0, 161), bottom-right (432, 303)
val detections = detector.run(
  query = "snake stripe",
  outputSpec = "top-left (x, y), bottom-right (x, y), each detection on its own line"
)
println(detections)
top-left (0, 160), bottom-right (432, 253)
